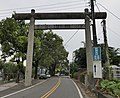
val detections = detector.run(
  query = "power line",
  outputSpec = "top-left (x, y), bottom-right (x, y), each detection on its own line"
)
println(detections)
top-left (0, 0), bottom-right (89, 18)
top-left (95, 2), bottom-right (120, 42)
top-left (94, 2), bottom-right (100, 12)
top-left (0, 4), bottom-right (87, 14)
top-left (83, 0), bottom-right (90, 8)
top-left (0, 4), bottom-right (88, 18)
top-left (0, 0), bottom-right (86, 12)
top-left (107, 26), bottom-right (120, 39)
top-left (0, 5), bottom-right (88, 18)
top-left (0, 1), bottom-right (88, 17)
top-left (107, 27), bottom-right (120, 47)
top-left (99, 22), bottom-right (120, 43)
top-left (36, 4), bottom-right (87, 11)
top-left (39, 5), bottom-right (88, 12)
top-left (64, 29), bottom-right (79, 46)
top-left (97, 3), bottom-right (120, 21)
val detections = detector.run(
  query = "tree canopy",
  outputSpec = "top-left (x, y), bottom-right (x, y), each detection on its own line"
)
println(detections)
top-left (39, 31), bottom-right (68, 76)
top-left (73, 48), bottom-right (86, 68)
top-left (0, 17), bottom-right (69, 79)
top-left (73, 45), bottom-right (120, 70)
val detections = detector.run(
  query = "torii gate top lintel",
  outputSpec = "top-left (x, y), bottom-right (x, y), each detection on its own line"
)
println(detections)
top-left (13, 9), bottom-right (107, 20)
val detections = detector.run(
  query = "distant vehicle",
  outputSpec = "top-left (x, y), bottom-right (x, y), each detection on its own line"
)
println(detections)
top-left (55, 73), bottom-right (60, 77)
top-left (39, 73), bottom-right (47, 79)
top-left (38, 68), bottom-right (50, 79)
top-left (38, 69), bottom-right (47, 79)
top-left (46, 71), bottom-right (51, 78)
top-left (46, 74), bottom-right (51, 78)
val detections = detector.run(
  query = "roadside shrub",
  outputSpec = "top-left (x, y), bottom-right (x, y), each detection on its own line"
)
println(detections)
top-left (73, 72), bottom-right (78, 79)
top-left (100, 79), bottom-right (120, 97)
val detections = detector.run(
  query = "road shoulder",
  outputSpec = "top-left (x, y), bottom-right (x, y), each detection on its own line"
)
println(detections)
top-left (73, 79), bottom-right (97, 98)
top-left (0, 79), bottom-right (45, 97)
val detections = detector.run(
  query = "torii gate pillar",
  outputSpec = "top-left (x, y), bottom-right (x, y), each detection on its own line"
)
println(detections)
top-left (25, 9), bottom-right (35, 86)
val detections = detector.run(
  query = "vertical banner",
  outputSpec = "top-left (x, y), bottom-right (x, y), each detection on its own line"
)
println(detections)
top-left (93, 47), bottom-right (102, 78)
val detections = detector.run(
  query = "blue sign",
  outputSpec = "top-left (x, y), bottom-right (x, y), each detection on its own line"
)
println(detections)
top-left (93, 47), bottom-right (101, 61)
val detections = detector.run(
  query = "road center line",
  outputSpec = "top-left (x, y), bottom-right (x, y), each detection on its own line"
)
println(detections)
top-left (40, 78), bottom-right (61, 98)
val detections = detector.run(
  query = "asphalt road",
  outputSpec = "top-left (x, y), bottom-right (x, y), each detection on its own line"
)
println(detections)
top-left (48, 77), bottom-right (81, 98)
top-left (1, 77), bottom-right (82, 98)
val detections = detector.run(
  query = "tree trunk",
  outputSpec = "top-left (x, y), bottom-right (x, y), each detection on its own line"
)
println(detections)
top-left (16, 59), bottom-right (20, 83)
top-left (53, 64), bottom-right (56, 76)
top-left (51, 64), bottom-right (56, 76)
top-left (49, 66), bottom-right (52, 76)
top-left (16, 70), bottom-right (20, 83)
top-left (34, 60), bottom-right (38, 79)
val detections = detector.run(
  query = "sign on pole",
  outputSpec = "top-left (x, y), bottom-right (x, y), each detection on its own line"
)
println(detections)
top-left (93, 47), bottom-right (102, 78)
top-left (93, 47), bottom-right (101, 61)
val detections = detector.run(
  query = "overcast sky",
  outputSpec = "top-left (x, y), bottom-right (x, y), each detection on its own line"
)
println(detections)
top-left (0, 0), bottom-right (120, 62)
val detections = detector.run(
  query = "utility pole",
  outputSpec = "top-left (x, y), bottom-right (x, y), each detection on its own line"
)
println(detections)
top-left (102, 19), bottom-right (111, 79)
top-left (85, 9), bottom-right (93, 87)
top-left (90, 0), bottom-right (97, 46)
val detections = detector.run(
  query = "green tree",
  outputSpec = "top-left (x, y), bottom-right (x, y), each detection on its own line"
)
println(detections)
top-left (0, 18), bottom-right (28, 82)
top-left (69, 62), bottom-right (79, 77)
top-left (108, 47), bottom-right (120, 65)
top-left (73, 48), bottom-right (86, 68)
top-left (0, 18), bottom-right (45, 80)
top-left (0, 60), bottom-right (4, 70)
top-left (33, 30), bottom-right (43, 79)
top-left (0, 18), bottom-right (68, 79)
top-left (0, 18), bottom-right (28, 61)
top-left (3, 62), bottom-right (17, 81)
top-left (73, 45), bottom-right (120, 68)
top-left (39, 31), bottom-right (68, 76)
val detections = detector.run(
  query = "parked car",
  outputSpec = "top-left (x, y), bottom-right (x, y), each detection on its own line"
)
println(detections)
top-left (46, 70), bottom-right (51, 78)
top-left (46, 74), bottom-right (51, 78)
top-left (39, 73), bottom-right (47, 79)
top-left (38, 69), bottom-right (47, 79)
top-left (38, 68), bottom-right (50, 79)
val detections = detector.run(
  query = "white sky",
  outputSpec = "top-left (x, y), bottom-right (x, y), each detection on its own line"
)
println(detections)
top-left (0, 0), bottom-right (120, 62)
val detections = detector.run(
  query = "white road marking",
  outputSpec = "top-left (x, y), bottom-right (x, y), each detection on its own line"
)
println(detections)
top-left (1, 79), bottom-right (47, 98)
top-left (71, 79), bottom-right (83, 98)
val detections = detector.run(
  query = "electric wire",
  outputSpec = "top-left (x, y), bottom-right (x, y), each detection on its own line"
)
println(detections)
top-left (83, 0), bottom-right (90, 8)
top-left (107, 26), bottom-right (120, 40)
top-left (0, 2), bottom-right (89, 18)
top-left (95, 2), bottom-right (120, 43)
top-left (64, 29), bottom-right (79, 46)
top-left (38, 5), bottom-right (88, 12)
top-left (0, 4), bottom-right (87, 15)
top-left (0, 0), bottom-right (89, 18)
top-left (0, 0), bottom-right (86, 12)
top-left (0, 5), bottom-right (88, 18)
top-left (97, 3), bottom-right (120, 21)
top-left (0, 3), bottom-right (87, 14)
top-left (107, 27), bottom-right (120, 47)
top-left (36, 4), bottom-right (88, 11)
top-left (94, 1), bottom-right (100, 12)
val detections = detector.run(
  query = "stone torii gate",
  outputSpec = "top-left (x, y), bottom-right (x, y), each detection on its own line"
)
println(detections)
top-left (13, 9), bottom-right (107, 86)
